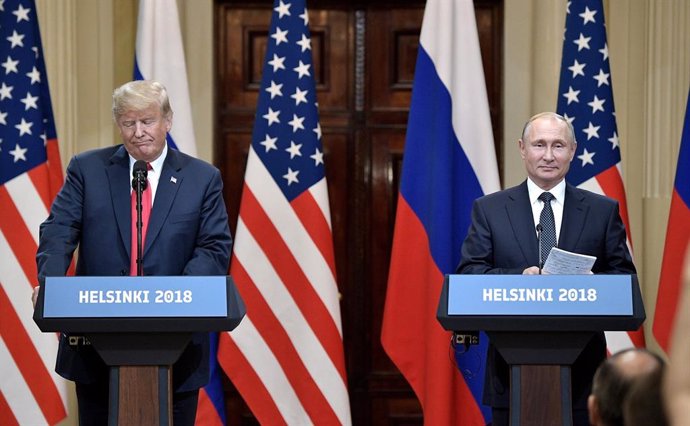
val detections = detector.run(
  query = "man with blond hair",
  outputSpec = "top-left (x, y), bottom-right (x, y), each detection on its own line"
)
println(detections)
top-left (36, 80), bottom-right (232, 425)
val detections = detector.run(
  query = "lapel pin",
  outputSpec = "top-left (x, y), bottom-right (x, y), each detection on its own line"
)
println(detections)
top-left (170, 176), bottom-right (177, 184)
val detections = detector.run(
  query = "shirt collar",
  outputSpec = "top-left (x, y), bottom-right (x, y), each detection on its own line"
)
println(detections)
top-left (128, 144), bottom-right (168, 175)
top-left (527, 177), bottom-right (566, 205)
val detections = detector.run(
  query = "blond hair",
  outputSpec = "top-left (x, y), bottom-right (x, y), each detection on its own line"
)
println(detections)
top-left (112, 80), bottom-right (172, 121)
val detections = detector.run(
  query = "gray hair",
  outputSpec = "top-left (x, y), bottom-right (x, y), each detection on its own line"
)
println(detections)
top-left (112, 80), bottom-right (172, 121)
top-left (591, 348), bottom-right (665, 426)
top-left (521, 112), bottom-right (576, 145)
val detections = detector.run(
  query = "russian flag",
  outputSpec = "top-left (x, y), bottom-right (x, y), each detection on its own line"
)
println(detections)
top-left (653, 90), bottom-right (690, 353)
top-left (380, 0), bottom-right (500, 424)
top-left (134, 0), bottom-right (197, 156)
top-left (194, 333), bottom-right (227, 426)
top-left (134, 1), bottom-right (225, 424)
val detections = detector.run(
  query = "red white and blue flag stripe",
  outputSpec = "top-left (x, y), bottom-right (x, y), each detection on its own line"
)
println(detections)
top-left (653, 90), bottom-right (690, 353)
top-left (556, 0), bottom-right (645, 352)
top-left (196, 332), bottom-right (226, 426)
top-left (134, 0), bottom-right (197, 156)
top-left (133, 2), bottom-right (225, 423)
top-left (0, 1), bottom-right (69, 424)
top-left (217, 0), bottom-right (351, 424)
top-left (381, 0), bottom-right (500, 424)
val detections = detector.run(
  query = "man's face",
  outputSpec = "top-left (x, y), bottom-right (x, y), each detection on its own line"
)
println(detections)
top-left (117, 104), bottom-right (171, 162)
top-left (519, 117), bottom-right (576, 190)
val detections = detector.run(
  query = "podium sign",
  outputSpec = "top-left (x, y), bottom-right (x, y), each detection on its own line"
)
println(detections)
top-left (43, 276), bottom-right (228, 318)
top-left (438, 274), bottom-right (645, 332)
top-left (448, 274), bottom-right (633, 316)
top-left (34, 276), bottom-right (245, 334)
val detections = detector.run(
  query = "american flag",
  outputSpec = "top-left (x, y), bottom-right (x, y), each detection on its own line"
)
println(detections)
top-left (557, 0), bottom-right (645, 351)
top-left (0, 1), bottom-right (69, 425)
top-left (216, 0), bottom-right (351, 424)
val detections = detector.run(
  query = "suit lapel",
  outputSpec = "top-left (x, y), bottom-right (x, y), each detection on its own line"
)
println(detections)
top-left (145, 149), bottom-right (184, 254)
top-left (559, 183), bottom-right (589, 251)
top-left (505, 181), bottom-right (540, 266)
top-left (105, 146), bottom-right (132, 259)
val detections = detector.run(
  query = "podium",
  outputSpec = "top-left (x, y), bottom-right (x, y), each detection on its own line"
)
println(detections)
top-left (34, 276), bottom-right (246, 426)
top-left (437, 274), bottom-right (645, 426)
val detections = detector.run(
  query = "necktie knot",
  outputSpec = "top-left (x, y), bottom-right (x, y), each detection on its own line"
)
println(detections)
top-left (539, 192), bottom-right (554, 203)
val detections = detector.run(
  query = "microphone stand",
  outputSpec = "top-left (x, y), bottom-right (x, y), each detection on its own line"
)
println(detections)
top-left (133, 171), bottom-right (147, 277)
top-left (536, 224), bottom-right (543, 275)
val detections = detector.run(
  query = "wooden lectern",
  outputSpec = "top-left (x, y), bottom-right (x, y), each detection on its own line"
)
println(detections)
top-left (437, 274), bottom-right (645, 426)
top-left (33, 276), bottom-right (246, 426)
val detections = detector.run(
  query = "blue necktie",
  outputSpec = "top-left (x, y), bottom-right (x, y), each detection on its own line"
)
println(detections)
top-left (539, 192), bottom-right (557, 263)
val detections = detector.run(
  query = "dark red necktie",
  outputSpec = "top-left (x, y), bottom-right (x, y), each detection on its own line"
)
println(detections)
top-left (130, 164), bottom-right (152, 276)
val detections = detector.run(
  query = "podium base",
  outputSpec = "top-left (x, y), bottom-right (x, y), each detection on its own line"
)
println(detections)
top-left (109, 366), bottom-right (172, 426)
top-left (487, 331), bottom-right (592, 426)
top-left (87, 333), bottom-right (190, 426)
top-left (510, 365), bottom-right (572, 426)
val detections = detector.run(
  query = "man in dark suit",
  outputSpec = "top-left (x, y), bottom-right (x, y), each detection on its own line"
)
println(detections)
top-left (36, 80), bottom-right (232, 425)
top-left (457, 112), bottom-right (636, 426)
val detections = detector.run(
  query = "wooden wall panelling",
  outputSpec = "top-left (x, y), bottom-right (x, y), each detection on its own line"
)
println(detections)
top-left (363, 6), bottom-right (424, 424)
top-left (475, 0), bottom-right (504, 180)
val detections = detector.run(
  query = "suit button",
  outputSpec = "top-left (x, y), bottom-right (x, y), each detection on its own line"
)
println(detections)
top-left (120, 269), bottom-right (127, 276)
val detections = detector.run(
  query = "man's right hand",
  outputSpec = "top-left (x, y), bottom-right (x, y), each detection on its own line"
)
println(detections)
top-left (522, 266), bottom-right (543, 275)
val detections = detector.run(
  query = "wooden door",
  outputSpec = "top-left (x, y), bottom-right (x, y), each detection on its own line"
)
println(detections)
top-left (215, 1), bottom-right (503, 423)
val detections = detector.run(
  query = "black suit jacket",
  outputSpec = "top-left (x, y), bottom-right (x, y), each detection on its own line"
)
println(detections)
top-left (457, 180), bottom-right (636, 409)
top-left (37, 145), bottom-right (232, 392)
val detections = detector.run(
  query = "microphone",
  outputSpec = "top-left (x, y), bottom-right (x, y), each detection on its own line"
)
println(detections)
top-left (536, 224), bottom-right (543, 275)
top-left (132, 160), bottom-right (148, 276)
top-left (132, 160), bottom-right (148, 191)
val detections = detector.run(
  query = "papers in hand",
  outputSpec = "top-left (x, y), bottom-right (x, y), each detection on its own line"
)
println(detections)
top-left (542, 247), bottom-right (596, 274)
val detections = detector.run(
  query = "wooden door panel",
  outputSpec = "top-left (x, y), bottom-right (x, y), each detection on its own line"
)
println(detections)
top-left (363, 9), bottom-right (424, 423)
top-left (216, 6), bottom-right (349, 109)
top-left (216, 7), bottom-right (264, 109)
top-left (369, 128), bottom-right (406, 371)
top-left (475, 1), bottom-right (504, 177)
top-left (367, 8), bottom-right (419, 112)
top-left (217, 130), bottom-right (251, 233)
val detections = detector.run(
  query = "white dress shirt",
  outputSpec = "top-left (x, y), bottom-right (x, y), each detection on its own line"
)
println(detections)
top-left (128, 144), bottom-right (168, 205)
top-left (526, 177), bottom-right (566, 243)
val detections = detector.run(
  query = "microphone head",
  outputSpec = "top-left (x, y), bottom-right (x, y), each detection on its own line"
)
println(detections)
top-left (132, 160), bottom-right (148, 190)
top-left (132, 160), bottom-right (148, 177)
top-left (536, 224), bottom-right (543, 232)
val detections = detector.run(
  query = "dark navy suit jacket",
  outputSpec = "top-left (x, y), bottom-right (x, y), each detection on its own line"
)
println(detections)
top-left (37, 145), bottom-right (232, 392)
top-left (457, 180), bottom-right (636, 409)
